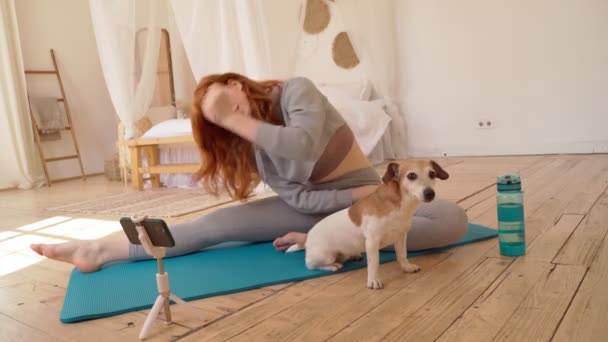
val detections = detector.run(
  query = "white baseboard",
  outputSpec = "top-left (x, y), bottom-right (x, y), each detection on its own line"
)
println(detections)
top-left (407, 141), bottom-right (608, 158)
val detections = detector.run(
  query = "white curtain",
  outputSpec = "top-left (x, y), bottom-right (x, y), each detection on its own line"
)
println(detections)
top-left (0, 0), bottom-right (45, 189)
top-left (335, 0), bottom-right (408, 159)
top-left (89, 0), bottom-right (162, 140)
top-left (170, 0), bottom-right (306, 80)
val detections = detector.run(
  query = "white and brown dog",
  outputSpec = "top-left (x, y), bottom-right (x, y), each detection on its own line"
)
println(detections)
top-left (287, 159), bottom-right (449, 289)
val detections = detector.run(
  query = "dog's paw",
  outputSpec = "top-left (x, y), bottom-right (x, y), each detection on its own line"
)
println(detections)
top-left (319, 263), bottom-right (343, 272)
top-left (401, 263), bottom-right (421, 273)
top-left (284, 244), bottom-right (304, 253)
top-left (367, 278), bottom-right (383, 289)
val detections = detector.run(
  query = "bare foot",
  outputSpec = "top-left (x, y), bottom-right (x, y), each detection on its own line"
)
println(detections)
top-left (273, 232), bottom-right (307, 252)
top-left (31, 241), bottom-right (103, 273)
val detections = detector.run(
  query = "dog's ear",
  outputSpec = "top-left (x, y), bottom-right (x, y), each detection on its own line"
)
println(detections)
top-left (382, 162), bottom-right (400, 184)
top-left (430, 160), bottom-right (449, 180)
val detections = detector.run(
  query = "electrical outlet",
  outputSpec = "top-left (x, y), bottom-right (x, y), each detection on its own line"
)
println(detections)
top-left (476, 119), bottom-right (494, 129)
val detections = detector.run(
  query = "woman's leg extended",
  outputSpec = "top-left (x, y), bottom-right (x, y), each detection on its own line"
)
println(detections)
top-left (130, 196), bottom-right (328, 259)
top-left (32, 197), bottom-right (466, 272)
top-left (32, 196), bottom-right (327, 272)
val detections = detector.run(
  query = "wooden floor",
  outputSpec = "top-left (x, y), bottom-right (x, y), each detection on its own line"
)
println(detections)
top-left (1, 154), bottom-right (607, 341)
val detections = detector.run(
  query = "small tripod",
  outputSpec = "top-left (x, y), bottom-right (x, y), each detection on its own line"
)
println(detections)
top-left (131, 215), bottom-right (186, 340)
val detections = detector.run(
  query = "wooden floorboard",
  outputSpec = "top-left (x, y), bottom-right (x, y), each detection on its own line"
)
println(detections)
top-left (325, 239), bottom-right (498, 342)
top-left (1, 155), bottom-right (607, 341)
top-left (493, 264), bottom-right (587, 342)
top-left (554, 192), bottom-right (608, 266)
top-left (180, 274), bottom-right (352, 342)
top-left (0, 312), bottom-right (63, 342)
top-left (553, 219), bottom-right (608, 342)
top-left (221, 252), bottom-right (451, 342)
top-left (381, 257), bottom-right (511, 341)
top-left (437, 209), bottom-right (589, 341)
top-left (437, 258), bottom-right (555, 342)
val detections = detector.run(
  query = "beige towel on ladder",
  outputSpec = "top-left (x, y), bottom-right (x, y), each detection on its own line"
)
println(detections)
top-left (29, 96), bottom-right (66, 140)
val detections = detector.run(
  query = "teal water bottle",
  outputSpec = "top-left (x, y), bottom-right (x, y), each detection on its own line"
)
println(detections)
top-left (496, 174), bottom-right (526, 256)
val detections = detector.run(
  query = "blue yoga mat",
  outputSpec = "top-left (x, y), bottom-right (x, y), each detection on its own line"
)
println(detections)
top-left (60, 223), bottom-right (496, 323)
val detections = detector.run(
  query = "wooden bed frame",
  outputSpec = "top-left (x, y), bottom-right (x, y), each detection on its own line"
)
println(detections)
top-left (127, 135), bottom-right (198, 190)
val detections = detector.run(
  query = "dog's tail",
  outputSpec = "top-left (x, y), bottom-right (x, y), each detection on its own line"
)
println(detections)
top-left (285, 243), bottom-right (305, 253)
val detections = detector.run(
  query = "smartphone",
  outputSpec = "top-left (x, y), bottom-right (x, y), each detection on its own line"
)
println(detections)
top-left (119, 217), bottom-right (176, 248)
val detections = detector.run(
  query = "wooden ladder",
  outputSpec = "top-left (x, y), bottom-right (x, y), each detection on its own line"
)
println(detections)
top-left (24, 49), bottom-right (85, 186)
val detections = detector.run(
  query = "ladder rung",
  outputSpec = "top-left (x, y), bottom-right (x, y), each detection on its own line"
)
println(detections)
top-left (57, 98), bottom-right (64, 102)
top-left (45, 155), bottom-right (78, 162)
top-left (37, 126), bottom-right (71, 132)
top-left (25, 70), bottom-right (57, 75)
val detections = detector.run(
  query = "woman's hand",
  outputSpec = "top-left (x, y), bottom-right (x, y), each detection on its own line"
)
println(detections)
top-left (204, 108), bottom-right (239, 127)
top-left (219, 114), bottom-right (260, 143)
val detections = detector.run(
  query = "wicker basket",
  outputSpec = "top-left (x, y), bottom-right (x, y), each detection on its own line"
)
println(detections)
top-left (109, 116), bottom-right (153, 183)
top-left (104, 154), bottom-right (127, 182)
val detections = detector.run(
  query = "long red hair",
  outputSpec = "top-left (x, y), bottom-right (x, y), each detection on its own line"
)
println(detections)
top-left (191, 72), bottom-right (281, 200)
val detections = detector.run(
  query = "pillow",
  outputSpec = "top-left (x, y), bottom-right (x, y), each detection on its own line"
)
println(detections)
top-left (141, 118), bottom-right (192, 139)
top-left (331, 99), bottom-right (392, 156)
top-left (317, 80), bottom-right (373, 102)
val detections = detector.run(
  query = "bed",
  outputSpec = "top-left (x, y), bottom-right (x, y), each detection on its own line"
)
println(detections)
top-left (127, 80), bottom-right (407, 190)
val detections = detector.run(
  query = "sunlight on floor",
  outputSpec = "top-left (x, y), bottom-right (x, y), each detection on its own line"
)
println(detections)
top-left (0, 231), bottom-right (21, 242)
top-left (16, 216), bottom-right (72, 232)
top-left (0, 235), bottom-right (67, 253)
top-left (0, 254), bottom-right (43, 276)
top-left (39, 218), bottom-right (123, 240)
top-left (0, 216), bottom-right (123, 277)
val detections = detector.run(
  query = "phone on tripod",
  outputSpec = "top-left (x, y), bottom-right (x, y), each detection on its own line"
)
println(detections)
top-left (119, 217), bottom-right (176, 248)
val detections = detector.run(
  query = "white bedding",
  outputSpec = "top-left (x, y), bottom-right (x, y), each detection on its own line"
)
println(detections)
top-left (142, 118), bottom-right (192, 138)
top-left (141, 86), bottom-right (406, 188)
top-left (141, 119), bottom-right (200, 188)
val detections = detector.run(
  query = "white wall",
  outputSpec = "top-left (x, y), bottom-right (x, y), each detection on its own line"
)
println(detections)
top-left (16, 0), bottom-right (118, 179)
top-left (398, 0), bottom-right (608, 157)
top-left (15, 0), bottom-right (195, 180)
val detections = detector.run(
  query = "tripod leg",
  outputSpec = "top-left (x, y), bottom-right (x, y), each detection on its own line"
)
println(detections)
top-left (163, 296), bottom-right (172, 323)
top-left (139, 296), bottom-right (164, 340)
top-left (169, 294), bottom-right (186, 304)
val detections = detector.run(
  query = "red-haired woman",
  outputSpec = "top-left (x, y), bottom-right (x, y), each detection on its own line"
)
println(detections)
top-left (32, 73), bottom-right (467, 272)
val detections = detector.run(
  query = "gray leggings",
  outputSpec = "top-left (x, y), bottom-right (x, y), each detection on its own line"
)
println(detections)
top-left (129, 196), bottom-right (469, 260)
